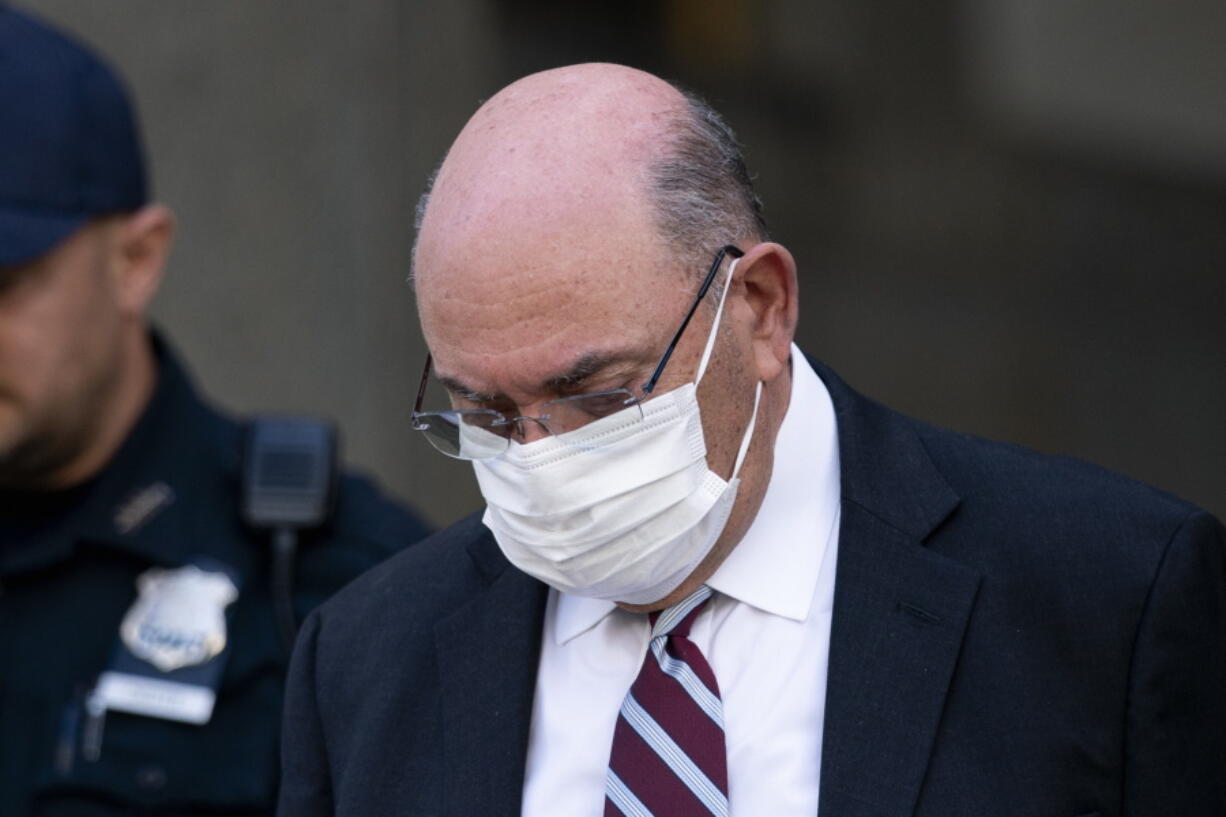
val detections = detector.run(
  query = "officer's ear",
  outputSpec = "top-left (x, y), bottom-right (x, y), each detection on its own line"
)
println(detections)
top-left (112, 204), bottom-right (175, 317)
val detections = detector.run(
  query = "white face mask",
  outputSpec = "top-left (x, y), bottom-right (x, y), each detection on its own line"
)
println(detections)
top-left (472, 258), bottom-right (762, 605)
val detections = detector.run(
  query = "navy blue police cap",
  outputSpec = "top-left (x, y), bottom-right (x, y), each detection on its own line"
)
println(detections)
top-left (0, 4), bottom-right (148, 267)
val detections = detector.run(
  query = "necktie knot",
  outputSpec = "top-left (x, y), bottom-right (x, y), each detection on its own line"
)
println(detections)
top-left (649, 585), bottom-right (712, 640)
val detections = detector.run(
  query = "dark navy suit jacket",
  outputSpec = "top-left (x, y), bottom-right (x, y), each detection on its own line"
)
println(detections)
top-left (278, 361), bottom-right (1225, 817)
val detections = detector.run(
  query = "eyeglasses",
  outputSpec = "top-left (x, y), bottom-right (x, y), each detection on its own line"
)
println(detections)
top-left (411, 244), bottom-right (745, 459)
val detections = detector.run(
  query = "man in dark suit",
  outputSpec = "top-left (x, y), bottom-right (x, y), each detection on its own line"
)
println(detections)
top-left (278, 63), bottom-right (1225, 816)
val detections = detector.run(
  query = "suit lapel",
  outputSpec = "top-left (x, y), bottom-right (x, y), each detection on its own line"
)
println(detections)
top-left (813, 361), bottom-right (982, 817)
top-left (819, 504), bottom-right (980, 816)
top-left (435, 532), bottom-right (549, 817)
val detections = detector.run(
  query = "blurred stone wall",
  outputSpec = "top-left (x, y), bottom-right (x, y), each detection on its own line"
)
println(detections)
top-left (29, 0), bottom-right (1225, 525)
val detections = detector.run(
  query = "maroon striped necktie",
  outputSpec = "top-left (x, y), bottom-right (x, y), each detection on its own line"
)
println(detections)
top-left (605, 585), bottom-right (729, 817)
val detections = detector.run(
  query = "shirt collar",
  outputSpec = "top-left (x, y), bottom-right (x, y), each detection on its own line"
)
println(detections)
top-left (553, 345), bottom-right (841, 643)
top-left (554, 593), bottom-right (620, 645)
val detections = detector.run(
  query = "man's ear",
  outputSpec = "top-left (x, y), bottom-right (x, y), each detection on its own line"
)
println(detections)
top-left (113, 204), bottom-right (175, 317)
top-left (734, 241), bottom-right (799, 383)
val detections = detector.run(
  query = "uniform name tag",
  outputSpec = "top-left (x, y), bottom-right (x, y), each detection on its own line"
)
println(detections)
top-left (93, 671), bottom-right (217, 725)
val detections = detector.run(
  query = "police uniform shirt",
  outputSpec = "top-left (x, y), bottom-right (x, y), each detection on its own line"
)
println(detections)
top-left (0, 333), bottom-right (430, 816)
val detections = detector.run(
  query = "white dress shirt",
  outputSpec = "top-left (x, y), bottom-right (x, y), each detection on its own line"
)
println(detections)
top-left (520, 347), bottom-right (842, 817)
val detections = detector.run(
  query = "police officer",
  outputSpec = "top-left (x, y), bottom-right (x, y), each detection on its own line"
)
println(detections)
top-left (0, 6), bottom-right (431, 814)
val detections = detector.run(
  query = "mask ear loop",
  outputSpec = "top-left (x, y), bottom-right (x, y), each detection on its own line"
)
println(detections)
top-left (730, 381), bottom-right (763, 481)
top-left (695, 257), bottom-right (738, 384)
top-left (692, 256), bottom-right (762, 482)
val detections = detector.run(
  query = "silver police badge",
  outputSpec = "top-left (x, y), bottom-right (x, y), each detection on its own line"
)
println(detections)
top-left (120, 565), bottom-right (239, 672)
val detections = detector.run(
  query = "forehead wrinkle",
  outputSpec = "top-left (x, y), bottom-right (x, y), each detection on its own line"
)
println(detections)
top-left (423, 257), bottom-right (642, 346)
top-left (423, 271), bottom-right (569, 340)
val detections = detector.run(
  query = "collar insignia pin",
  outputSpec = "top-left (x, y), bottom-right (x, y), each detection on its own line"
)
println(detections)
top-left (114, 482), bottom-right (176, 535)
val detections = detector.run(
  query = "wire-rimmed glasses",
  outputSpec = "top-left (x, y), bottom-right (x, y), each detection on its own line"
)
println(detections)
top-left (411, 244), bottom-right (745, 459)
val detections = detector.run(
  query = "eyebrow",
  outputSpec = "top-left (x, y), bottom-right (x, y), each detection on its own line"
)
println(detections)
top-left (436, 351), bottom-right (645, 404)
top-left (435, 376), bottom-right (500, 404)
top-left (544, 352), bottom-right (632, 390)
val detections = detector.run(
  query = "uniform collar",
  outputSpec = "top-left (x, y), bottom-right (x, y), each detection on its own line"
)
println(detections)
top-left (0, 331), bottom-right (222, 577)
top-left (553, 345), bottom-right (840, 644)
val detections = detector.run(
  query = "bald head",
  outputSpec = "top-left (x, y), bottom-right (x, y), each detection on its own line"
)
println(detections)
top-left (414, 64), bottom-right (766, 293)
top-left (417, 65), bottom-right (681, 286)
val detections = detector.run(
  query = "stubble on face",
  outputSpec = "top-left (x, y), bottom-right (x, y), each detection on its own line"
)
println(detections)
top-left (0, 221), bottom-right (127, 489)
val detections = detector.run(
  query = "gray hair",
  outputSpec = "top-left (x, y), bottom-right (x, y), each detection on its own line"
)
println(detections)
top-left (647, 88), bottom-right (769, 273)
top-left (408, 167), bottom-right (439, 286)
top-left (410, 85), bottom-right (768, 284)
